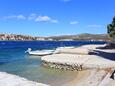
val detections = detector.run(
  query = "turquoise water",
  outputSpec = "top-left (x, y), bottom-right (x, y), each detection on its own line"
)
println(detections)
top-left (0, 41), bottom-right (105, 85)
top-left (0, 55), bottom-right (79, 85)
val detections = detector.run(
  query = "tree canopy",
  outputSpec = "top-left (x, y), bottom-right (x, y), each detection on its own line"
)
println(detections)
top-left (107, 16), bottom-right (115, 38)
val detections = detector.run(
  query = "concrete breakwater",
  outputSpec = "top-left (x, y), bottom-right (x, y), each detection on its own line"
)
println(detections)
top-left (41, 44), bottom-right (115, 71)
top-left (42, 60), bottom-right (115, 71)
top-left (41, 53), bottom-right (115, 71)
top-left (41, 54), bottom-right (88, 71)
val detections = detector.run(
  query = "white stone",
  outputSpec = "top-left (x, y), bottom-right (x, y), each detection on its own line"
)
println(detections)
top-left (0, 72), bottom-right (49, 86)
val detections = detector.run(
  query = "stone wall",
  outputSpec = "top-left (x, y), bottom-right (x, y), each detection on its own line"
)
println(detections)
top-left (42, 60), bottom-right (85, 71)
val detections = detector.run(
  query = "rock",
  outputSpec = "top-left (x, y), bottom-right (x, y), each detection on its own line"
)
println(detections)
top-left (0, 72), bottom-right (49, 86)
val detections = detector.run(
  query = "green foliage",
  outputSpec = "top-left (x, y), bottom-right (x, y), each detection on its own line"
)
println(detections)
top-left (107, 16), bottom-right (115, 38)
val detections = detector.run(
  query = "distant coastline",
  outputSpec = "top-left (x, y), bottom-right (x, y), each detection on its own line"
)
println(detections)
top-left (0, 33), bottom-right (110, 41)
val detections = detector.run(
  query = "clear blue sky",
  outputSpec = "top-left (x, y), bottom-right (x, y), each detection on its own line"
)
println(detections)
top-left (0, 0), bottom-right (114, 36)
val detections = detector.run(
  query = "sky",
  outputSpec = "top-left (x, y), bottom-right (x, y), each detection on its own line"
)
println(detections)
top-left (0, 0), bottom-right (115, 36)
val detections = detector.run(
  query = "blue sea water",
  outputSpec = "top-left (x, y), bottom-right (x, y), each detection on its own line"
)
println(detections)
top-left (0, 41), bottom-right (106, 85)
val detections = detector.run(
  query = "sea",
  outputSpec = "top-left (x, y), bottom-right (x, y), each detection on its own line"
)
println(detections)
top-left (0, 41), bottom-right (106, 85)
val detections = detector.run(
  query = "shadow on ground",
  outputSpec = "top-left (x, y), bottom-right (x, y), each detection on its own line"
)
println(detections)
top-left (93, 50), bottom-right (115, 61)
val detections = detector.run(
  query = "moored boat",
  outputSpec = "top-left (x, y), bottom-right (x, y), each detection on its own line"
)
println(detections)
top-left (25, 48), bottom-right (54, 56)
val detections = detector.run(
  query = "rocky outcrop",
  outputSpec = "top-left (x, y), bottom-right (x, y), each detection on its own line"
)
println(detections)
top-left (41, 45), bottom-right (115, 71)
top-left (42, 53), bottom-right (115, 71)
top-left (42, 60), bottom-right (83, 71)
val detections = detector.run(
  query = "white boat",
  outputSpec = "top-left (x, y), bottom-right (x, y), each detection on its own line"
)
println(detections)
top-left (25, 48), bottom-right (54, 56)
top-left (56, 46), bottom-right (75, 49)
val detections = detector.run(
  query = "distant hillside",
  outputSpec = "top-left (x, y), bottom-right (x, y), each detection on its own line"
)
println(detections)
top-left (0, 33), bottom-right (110, 41)
top-left (0, 34), bottom-right (50, 41)
top-left (49, 33), bottom-right (110, 41)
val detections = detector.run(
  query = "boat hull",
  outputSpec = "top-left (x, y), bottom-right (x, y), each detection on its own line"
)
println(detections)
top-left (28, 50), bottom-right (54, 56)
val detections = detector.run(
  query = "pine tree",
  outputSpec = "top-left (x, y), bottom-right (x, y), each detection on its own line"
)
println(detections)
top-left (107, 16), bottom-right (115, 38)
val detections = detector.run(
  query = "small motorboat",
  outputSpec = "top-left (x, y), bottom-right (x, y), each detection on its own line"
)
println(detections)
top-left (25, 48), bottom-right (54, 56)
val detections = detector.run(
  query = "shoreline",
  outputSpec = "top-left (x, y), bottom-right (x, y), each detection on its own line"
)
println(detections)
top-left (63, 68), bottom-right (114, 86)
top-left (0, 72), bottom-right (49, 86)
top-left (41, 44), bottom-right (115, 86)
top-left (0, 44), bottom-right (115, 86)
top-left (62, 69), bottom-right (90, 86)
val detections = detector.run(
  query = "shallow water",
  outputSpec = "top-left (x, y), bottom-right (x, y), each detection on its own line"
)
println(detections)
top-left (0, 55), bottom-right (79, 85)
top-left (0, 41), bottom-right (105, 85)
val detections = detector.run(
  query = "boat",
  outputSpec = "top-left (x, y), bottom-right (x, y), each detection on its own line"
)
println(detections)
top-left (25, 48), bottom-right (54, 56)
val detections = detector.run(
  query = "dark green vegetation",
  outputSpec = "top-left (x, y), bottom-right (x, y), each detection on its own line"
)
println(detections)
top-left (106, 16), bottom-right (115, 47)
top-left (107, 16), bottom-right (115, 38)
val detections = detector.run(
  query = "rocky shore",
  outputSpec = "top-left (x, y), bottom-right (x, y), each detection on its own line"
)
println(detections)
top-left (41, 44), bottom-right (115, 86)
top-left (42, 60), bottom-right (83, 71)
top-left (0, 72), bottom-right (49, 86)
top-left (41, 44), bottom-right (115, 71)
top-left (1, 44), bottom-right (115, 86)
top-left (42, 54), bottom-right (115, 71)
